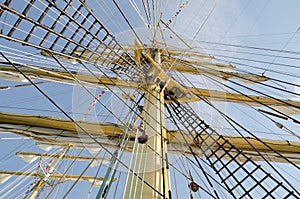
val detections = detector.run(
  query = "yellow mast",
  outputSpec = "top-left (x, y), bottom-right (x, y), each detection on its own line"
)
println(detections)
top-left (123, 48), bottom-right (169, 198)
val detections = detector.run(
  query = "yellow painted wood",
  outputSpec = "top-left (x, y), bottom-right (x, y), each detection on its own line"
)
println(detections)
top-left (16, 152), bottom-right (110, 161)
top-left (0, 170), bottom-right (117, 181)
top-left (124, 50), bottom-right (169, 199)
top-left (1, 112), bottom-right (300, 156)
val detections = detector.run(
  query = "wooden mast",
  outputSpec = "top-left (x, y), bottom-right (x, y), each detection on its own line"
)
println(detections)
top-left (123, 48), bottom-right (170, 198)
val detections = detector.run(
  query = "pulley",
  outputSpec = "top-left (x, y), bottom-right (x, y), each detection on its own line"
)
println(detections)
top-left (138, 134), bottom-right (148, 144)
top-left (188, 181), bottom-right (200, 192)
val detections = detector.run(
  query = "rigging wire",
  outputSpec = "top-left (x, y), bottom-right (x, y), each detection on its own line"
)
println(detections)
top-left (112, 170), bottom-right (122, 199)
top-left (206, 72), bottom-right (300, 121)
top-left (190, 0), bottom-right (218, 44)
top-left (182, 154), bottom-right (230, 199)
top-left (129, 0), bottom-right (149, 27)
top-left (185, 61), bottom-right (300, 98)
top-left (215, 57), bottom-right (300, 79)
top-left (0, 52), bottom-right (211, 197)
top-left (0, 149), bottom-right (45, 197)
top-left (218, 0), bottom-right (250, 41)
top-left (5, 59), bottom-right (190, 199)
top-left (197, 40), bottom-right (300, 56)
top-left (112, 0), bottom-right (143, 45)
top-left (199, 44), bottom-right (300, 63)
top-left (62, 148), bottom-right (104, 198)
top-left (0, 140), bottom-right (31, 164)
top-left (1, 0), bottom-right (171, 140)
top-left (141, 0), bottom-right (151, 27)
top-left (165, 1), bottom-right (188, 26)
top-left (44, 148), bottom-right (88, 199)
top-left (258, 110), bottom-right (300, 141)
top-left (214, 53), bottom-right (300, 70)
top-left (97, 105), bottom-right (139, 198)
top-left (0, 52), bottom-right (167, 198)
top-left (172, 164), bottom-right (179, 199)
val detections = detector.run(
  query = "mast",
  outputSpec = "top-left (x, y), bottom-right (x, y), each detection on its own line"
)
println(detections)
top-left (124, 48), bottom-right (170, 198)
top-left (28, 144), bottom-right (71, 199)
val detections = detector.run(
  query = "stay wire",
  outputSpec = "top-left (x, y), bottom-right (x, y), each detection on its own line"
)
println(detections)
top-left (141, 0), bottom-right (151, 26)
top-left (112, 0), bottom-right (143, 45)
top-left (198, 40), bottom-right (300, 56)
top-left (190, 0), bottom-right (218, 44)
top-left (62, 149), bottom-right (104, 198)
top-left (200, 45), bottom-right (300, 63)
top-left (215, 53), bottom-right (300, 70)
top-left (44, 148), bottom-right (86, 199)
top-left (215, 57), bottom-right (300, 79)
